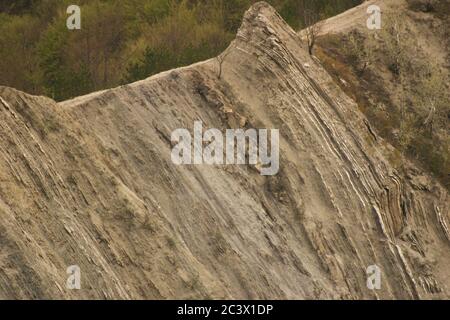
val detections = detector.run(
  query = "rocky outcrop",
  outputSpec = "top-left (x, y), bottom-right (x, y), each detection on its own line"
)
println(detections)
top-left (0, 2), bottom-right (448, 299)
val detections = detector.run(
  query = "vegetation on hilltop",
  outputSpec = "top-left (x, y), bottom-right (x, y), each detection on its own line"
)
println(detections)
top-left (0, 0), bottom-right (362, 101)
top-left (316, 1), bottom-right (450, 189)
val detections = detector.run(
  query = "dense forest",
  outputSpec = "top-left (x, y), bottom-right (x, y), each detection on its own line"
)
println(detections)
top-left (0, 0), bottom-right (362, 100)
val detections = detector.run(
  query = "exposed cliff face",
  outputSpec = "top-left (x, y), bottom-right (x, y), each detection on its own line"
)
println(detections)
top-left (0, 2), bottom-right (448, 299)
top-left (314, 0), bottom-right (450, 190)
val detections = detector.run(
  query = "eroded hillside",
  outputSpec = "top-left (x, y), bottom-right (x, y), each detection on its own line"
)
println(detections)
top-left (315, 0), bottom-right (450, 189)
top-left (0, 2), bottom-right (449, 299)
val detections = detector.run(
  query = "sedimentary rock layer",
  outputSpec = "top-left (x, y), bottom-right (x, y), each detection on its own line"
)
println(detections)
top-left (0, 2), bottom-right (448, 299)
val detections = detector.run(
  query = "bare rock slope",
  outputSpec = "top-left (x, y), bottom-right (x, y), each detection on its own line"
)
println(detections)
top-left (0, 2), bottom-right (449, 299)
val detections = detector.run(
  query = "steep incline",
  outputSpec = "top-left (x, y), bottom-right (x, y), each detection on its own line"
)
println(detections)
top-left (0, 2), bottom-right (449, 299)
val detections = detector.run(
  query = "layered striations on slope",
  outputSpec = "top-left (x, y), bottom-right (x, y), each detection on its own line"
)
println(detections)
top-left (0, 2), bottom-right (449, 299)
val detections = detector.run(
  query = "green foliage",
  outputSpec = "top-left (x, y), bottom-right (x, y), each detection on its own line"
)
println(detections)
top-left (0, 0), bottom-right (37, 14)
top-left (0, 0), bottom-right (363, 101)
top-left (142, 0), bottom-right (171, 23)
top-left (37, 20), bottom-right (93, 100)
top-left (125, 46), bottom-right (176, 82)
top-left (0, 13), bottom-right (41, 93)
top-left (37, 23), bottom-right (69, 99)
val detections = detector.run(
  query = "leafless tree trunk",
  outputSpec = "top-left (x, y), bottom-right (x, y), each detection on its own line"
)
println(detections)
top-left (302, 5), bottom-right (322, 55)
top-left (216, 45), bottom-right (233, 79)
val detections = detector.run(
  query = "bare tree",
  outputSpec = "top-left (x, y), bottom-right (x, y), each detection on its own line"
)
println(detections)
top-left (302, 6), bottom-right (322, 55)
top-left (216, 44), bottom-right (233, 79)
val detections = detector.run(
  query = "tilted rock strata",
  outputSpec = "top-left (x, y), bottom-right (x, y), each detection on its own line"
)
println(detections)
top-left (0, 2), bottom-right (448, 299)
